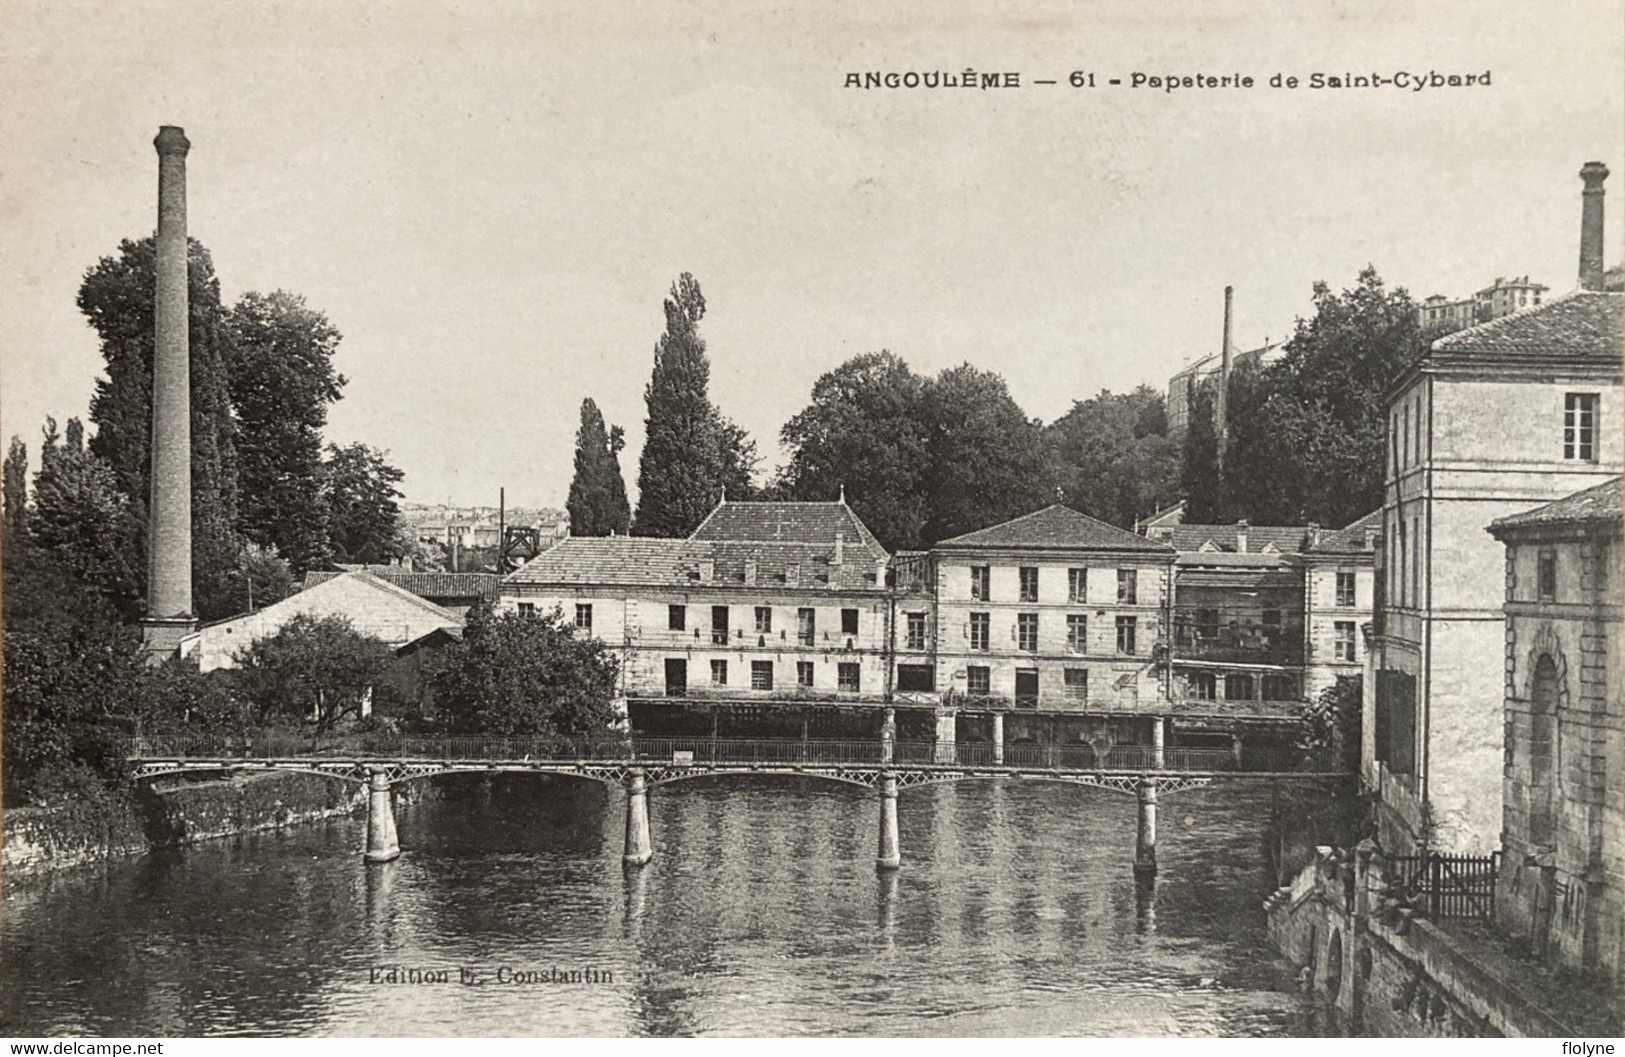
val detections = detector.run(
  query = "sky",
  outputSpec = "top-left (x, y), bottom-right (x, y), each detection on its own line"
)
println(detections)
top-left (3, 0), bottom-right (1622, 511)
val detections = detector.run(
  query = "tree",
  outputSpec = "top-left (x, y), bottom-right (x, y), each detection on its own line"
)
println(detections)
top-left (566, 398), bottom-right (631, 536)
top-left (228, 614), bottom-right (396, 733)
top-left (324, 442), bottom-right (405, 564)
top-left (30, 418), bottom-right (140, 614)
top-left (1046, 386), bottom-right (1181, 529)
top-left (227, 290), bottom-right (346, 574)
top-left (632, 273), bottom-right (757, 536)
top-left (4, 435), bottom-right (28, 539)
top-left (920, 364), bottom-right (1054, 543)
top-left (78, 236), bottom-right (242, 619)
top-left (1180, 381), bottom-right (1226, 523)
top-left (778, 351), bottom-right (931, 550)
top-left (433, 604), bottom-right (622, 738)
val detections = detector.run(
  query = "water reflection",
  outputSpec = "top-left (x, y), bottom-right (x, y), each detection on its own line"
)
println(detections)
top-left (3, 776), bottom-right (1322, 1037)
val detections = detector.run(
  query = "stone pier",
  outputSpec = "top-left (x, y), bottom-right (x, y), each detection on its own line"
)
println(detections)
top-left (623, 769), bottom-right (653, 867)
top-left (933, 710), bottom-right (957, 763)
top-left (991, 712), bottom-right (1005, 764)
top-left (1150, 715), bottom-right (1165, 768)
top-left (363, 770), bottom-right (400, 864)
top-left (1134, 778), bottom-right (1159, 879)
top-left (876, 772), bottom-right (901, 870)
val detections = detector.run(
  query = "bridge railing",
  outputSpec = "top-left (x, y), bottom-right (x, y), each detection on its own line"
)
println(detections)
top-left (128, 735), bottom-right (1336, 773)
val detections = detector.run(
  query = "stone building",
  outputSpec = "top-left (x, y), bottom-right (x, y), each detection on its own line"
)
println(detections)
top-left (1488, 477), bottom-right (1623, 983)
top-left (1364, 163), bottom-right (1624, 854)
top-left (498, 500), bottom-right (905, 739)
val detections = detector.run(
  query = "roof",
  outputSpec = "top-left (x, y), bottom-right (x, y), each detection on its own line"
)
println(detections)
top-left (689, 500), bottom-right (887, 558)
top-left (504, 536), bottom-right (886, 591)
top-left (1427, 291), bottom-right (1623, 364)
top-left (306, 569), bottom-right (501, 600)
top-left (1164, 523), bottom-right (1309, 555)
top-left (935, 505), bottom-right (1174, 554)
top-left (1305, 509), bottom-right (1383, 556)
top-left (1489, 478), bottom-right (1622, 535)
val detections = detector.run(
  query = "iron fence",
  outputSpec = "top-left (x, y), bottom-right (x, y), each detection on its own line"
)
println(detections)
top-left (1387, 851), bottom-right (1499, 921)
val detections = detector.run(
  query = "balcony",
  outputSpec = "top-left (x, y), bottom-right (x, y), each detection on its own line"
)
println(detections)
top-left (1171, 615), bottom-right (1303, 666)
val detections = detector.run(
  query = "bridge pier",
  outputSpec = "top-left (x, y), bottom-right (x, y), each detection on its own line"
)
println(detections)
top-left (1133, 778), bottom-right (1158, 879)
top-left (623, 769), bottom-right (653, 867)
top-left (876, 772), bottom-right (901, 871)
top-left (881, 707), bottom-right (896, 764)
top-left (991, 712), bottom-right (1005, 765)
top-left (363, 769), bottom-right (400, 864)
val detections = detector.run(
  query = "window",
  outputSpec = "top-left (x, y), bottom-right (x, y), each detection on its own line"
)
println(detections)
top-left (837, 663), bottom-right (860, 692)
top-left (1538, 549), bottom-right (1557, 603)
top-left (751, 661), bottom-right (774, 690)
top-left (575, 603), bottom-right (592, 631)
top-left (966, 665), bottom-right (990, 696)
top-left (1019, 566), bottom-right (1039, 602)
top-left (1115, 616), bottom-right (1137, 655)
top-left (796, 661), bottom-right (814, 687)
top-left (1066, 614), bottom-right (1087, 653)
top-left (1015, 669), bottom-right (1039, 704)
top-left (1064, 667), bottom-right (1088, 699)
top-left (710, 660), bottom-right (728, 686)
top-left (1017, 613), bottom-right (1038, 651)
top-left (841, 608), bottom-right (859, 635)
top-left (897, 664), bottom-right (934, 692)
top-left (668, 604), bottom-right (686, 631)
top-left (1068, 568), bottom-right (1088, 603)
top-left (754, 606), bottom-right (773, 635)
top-left (1565, 393), bottom-right (1598, 461)
top-left (1225, 672), bottom-right (1255, 700)
top-left (1263, 674), bottom-right (1297, 701)
top-left (969, 612), bottom-right (990, 651)
top-left (517, 602), bottom-right (535, 617)
top-left (712, 605), bottom-right (730, 645)
top-left (798, 607), bottom-right (816, 646)
top-left (970, 565), bottom-right (990, 601)
top-left (1188, 671), bottom-right (1217, 700)
top-left (1117, 569), bottom-right (1138, 604)
top-left (1334, 621), bottom-right (1357, 662)
top-left (906, 611), bottom-right (927, 650)
top-left (1336, 572), bottom-right (1357, 608)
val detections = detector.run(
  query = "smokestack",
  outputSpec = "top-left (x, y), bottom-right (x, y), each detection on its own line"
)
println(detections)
top-left (142, 125), bottom-right (196, 660)
top-left (1216, 286), bottom-right (1233, 469)
top-left (1580, 162), bottom-right (1609, 292)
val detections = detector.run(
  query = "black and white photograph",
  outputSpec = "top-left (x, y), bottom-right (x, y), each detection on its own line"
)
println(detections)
top-left (1, 0), bottom-right (1622, 1040)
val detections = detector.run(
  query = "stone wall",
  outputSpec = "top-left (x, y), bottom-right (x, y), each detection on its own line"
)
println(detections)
top-left (3, 771), bottom-right (366, 878)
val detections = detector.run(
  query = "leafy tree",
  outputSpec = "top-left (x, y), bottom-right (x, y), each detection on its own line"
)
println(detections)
top-left (1046, 385), bottom-right (1181, 529)
top-left (227, 290), bottom-right (345, 574)
top-left (434, 604), bottom-right (622, 738)
top-left (324, 442), bottom-right (405, 564)
top-left (1180, 380), bottom-right (1226, 523)
top-left (1300, 675), bottom-right (1363, 773)
top-left (228, 614), bottom-right (396, 733)
top-left (30, 418), bottom-right (140, 613)
top-left (4, 435), bottom-right (28, 539)
top-left (78, 236), bottom-right (242, 619)
top-left (566, 398), bottom-right (632, 536)
top-left (920, 364), bottom-right (1054, 543)
top-left (632, 273), bottom-right (757, 536)
top-left (778, 351), bottom-right (931, 550)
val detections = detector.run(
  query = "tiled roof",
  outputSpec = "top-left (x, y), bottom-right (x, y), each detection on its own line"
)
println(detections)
top-left (1164, 524), bottom-right (1309, 554)
top-left (504, 537), bottom-right (886, 591)
top-left (689, 500), bottom-right (887, 558)
top-left (1490, 477), bottom-right (1622, 532)
top-left (935, 505), bottom-right (1173, 553)
top-left (306, 569), bottom-right (501, 599)
top-left (1429, 291), bottom-right (1623, 362)
top-left (1306, 509), bottom-right (1382, 555)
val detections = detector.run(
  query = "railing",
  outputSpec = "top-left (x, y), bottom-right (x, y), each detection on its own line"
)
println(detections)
top-left (127, 735), bottom-right (1338, 773)
top-left (1387, 852), bottom-right (1499, 921)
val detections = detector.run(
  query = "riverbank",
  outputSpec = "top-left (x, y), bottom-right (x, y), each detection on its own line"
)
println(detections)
top-left (3, 770), bottom-right (369, 879)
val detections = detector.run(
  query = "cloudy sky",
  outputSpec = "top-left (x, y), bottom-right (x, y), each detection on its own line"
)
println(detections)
top-left (3, 0), bottom-right (1621, 510)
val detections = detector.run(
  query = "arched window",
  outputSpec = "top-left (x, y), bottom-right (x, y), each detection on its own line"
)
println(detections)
top-left (1529, 654), bottom-right (1559, 840)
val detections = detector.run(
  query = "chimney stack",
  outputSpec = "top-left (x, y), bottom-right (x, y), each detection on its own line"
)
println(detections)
top-left (1216, 286), bottom-right (1234, 469)
top-left (834, 530), bottom-right (845, 565)
top-left (1234, 519), bottom-right (1249, 554)
top-left (1580, 162), bottom-right (1609, 292)
top-left (142, 126), bottom-right (196, 660)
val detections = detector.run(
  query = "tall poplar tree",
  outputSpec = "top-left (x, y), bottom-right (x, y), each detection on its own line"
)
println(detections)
top-left (566, 398), bottom-right (631, 536)
top-left (632, 273), bottom-right (755, 537)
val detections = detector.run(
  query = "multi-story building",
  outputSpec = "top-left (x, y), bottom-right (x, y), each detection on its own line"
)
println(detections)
top-left (1364, 163), bottom-right (1623, 854)
top-left (1419, 276), bottom-right (1550, 336)
top-left (1487, 478), bottom-right (1622, 984)
top-left (1167, 340), bottom-right (1285, 436)
top-left (499, 499), bottom-right (905, 739)
top-left (1302, 512), bottom-right (1382, 701)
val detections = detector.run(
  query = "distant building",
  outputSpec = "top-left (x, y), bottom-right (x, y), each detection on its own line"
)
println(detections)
top-left (1419, 276), bottom-right (1550, 336)
top-left (1364, 164), bottom-right (1623, 855)
top-left (1166, 340), bottom-right (1285, 436)
top-left (1488, 478), bottom-right (1623, 984)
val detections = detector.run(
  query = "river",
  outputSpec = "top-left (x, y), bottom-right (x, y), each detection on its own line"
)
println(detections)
top-left (1, 776), bottom-right (1334, 1036)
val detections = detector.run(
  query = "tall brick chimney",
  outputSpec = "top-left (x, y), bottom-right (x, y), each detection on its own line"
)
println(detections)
top-left (1216, 286), bottom-right (1233, 470)
top-left (142, 126), bottom-right (196, 660)
top-left (1580, 161), bottom-right (1608, 292)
